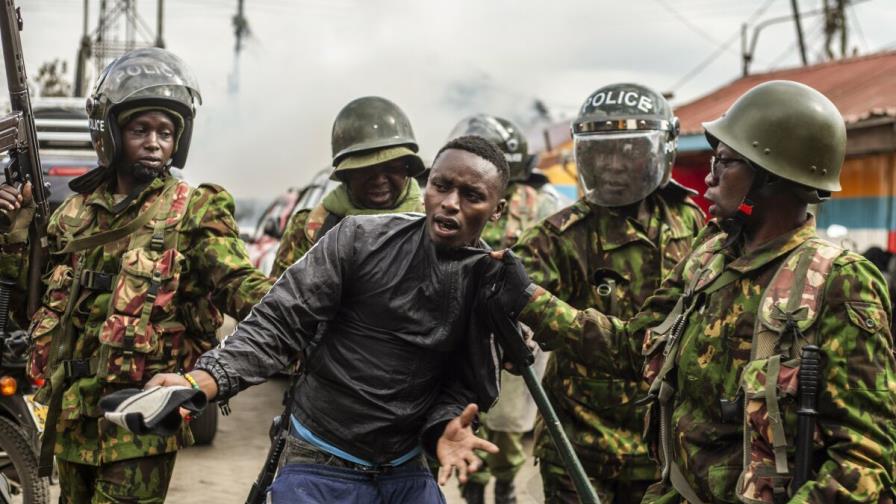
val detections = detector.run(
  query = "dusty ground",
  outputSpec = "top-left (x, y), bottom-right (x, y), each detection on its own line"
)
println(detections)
top-left (107, 377), bottom-right (544, 503)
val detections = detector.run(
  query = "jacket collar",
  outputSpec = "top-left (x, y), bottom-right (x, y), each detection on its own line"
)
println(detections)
top-left (725, 214), bottom-right (817, 274)
top-left (593, 192), bottom-right (693, 252)
top-left (84, 175), bottom-right (170, 214)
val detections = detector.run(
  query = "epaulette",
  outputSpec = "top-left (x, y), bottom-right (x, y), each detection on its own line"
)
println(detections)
top-left (196, 182), bottom-right (226, 193)
top-left (303, 203), bottom-right (330, 243)
top-left (544, 200), bottom-right (590, 234)
top-left (659, 179), bottom-right (699, 200)
top-left (660, 179), bottom-right (705, 217)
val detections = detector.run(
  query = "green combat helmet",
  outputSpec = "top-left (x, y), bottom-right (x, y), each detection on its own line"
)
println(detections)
top-left (330, 96), bottom-right (425, 180)
top-left (448, 115), bottom-right (531, 182)
top-left (703, 80), bottom-right (846, 200)
top-left (572, 83), bottom-right (679, 207)
top-left (86, 47), bottom-right (202, 170)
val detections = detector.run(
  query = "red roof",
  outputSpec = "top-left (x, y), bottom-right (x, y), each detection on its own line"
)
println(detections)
top-left (676, 50), bottom-right (896, 134)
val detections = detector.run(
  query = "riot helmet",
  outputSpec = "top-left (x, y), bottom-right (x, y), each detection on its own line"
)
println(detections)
top-left (330, 96), bottom-right (425, 180)
top-left (447, 115), bottom-right (531, 182)
top-left (86, 47), bottom-right (202, 170)
top-left (572, 83), bottom-right (679, 207)
top-left (703, 80), bottom-right (845, 200)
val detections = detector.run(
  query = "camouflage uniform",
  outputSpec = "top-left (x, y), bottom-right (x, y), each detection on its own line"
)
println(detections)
top-left (514, 185), bottom-right (705, 503)
top-left (468, 182), bottom-right (561, 488)
top-left (521, 217), bottom-right (896, 503)
top-left (14, 174), bottom-right (272, 500)
top-left (271, 179), bottom-right (424, 278)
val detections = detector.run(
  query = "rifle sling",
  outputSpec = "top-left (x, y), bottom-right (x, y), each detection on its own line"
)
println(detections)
top-left (53, 185), bottom-right (171, 255)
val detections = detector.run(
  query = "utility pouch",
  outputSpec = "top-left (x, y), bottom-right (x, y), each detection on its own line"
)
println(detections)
top-left (737, 355), bottom-right (802, 504)
top-left (98, 245), bottom-right (185, 383)
top-left (27, 264), bottom-right (74, 382)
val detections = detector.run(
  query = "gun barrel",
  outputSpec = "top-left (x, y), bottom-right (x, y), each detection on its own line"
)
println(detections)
top-left (0, 0), bottom-right (48, 317)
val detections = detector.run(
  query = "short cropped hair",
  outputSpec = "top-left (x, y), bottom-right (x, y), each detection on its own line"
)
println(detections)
top-left (434, 135), bottom-right (510, 192)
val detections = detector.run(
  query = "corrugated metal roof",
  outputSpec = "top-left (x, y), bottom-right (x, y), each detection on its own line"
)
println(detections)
top-left (676, 50), bottom-right (896, 134)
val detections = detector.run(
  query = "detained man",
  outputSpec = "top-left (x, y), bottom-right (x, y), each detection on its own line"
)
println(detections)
top-left (148, 135), bottom-right (519, 503)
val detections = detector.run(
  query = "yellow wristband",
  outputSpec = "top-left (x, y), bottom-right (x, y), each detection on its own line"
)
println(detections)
top-left (181, 372), bottom-right (200, 391)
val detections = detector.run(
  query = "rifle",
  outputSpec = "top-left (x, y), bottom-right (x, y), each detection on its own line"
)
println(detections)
top-left (246, 374), bottom-right (298, 504)
top-left (483, 280), bottom-right (601, 504)
top-left (0, 0), bottom-right (49, 319)
top-left (791, 345), bottom-right (821, 495)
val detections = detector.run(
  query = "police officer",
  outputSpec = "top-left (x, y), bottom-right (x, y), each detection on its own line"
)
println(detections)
top-left (1, 47), bottom-right (273, 502)
top-left (447, 114), bottom-right (560, 504)
top-left (271, 96), bottom-right (426, 277)
top-left (511, 83), bottom-right (705, 503)
top-left (517, 81), bottom-right (896, 502)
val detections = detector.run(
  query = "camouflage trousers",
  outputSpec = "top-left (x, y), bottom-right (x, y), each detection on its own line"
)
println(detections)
top-left (56, 453), bottom-right (176, 504)
top-left (540, 460), bottom-right (652, 504)
top-left (466, 427), bottom-right (526, 485)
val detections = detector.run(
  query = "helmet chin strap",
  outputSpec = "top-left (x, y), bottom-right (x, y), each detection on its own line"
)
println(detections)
top-left (721, 167), bottom-right (767, 248)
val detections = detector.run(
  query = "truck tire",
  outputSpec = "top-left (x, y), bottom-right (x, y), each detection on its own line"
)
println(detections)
top-left (190, 405), bottom-right (218, 446)
top-left (0, 416), bottom-right (50, 503)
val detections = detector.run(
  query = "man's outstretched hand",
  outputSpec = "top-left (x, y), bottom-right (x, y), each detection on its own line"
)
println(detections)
top-left (436, 403), bottom-right (498, 486)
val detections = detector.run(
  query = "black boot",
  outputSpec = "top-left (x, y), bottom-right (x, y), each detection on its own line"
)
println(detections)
top-left (461, 481), bottom-right (485, 504)
top-left (494, 479), bottom-right (517, 504)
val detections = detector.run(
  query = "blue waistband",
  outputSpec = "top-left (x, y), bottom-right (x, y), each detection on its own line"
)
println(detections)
top-left (290, 415), bottom-right (422, 468)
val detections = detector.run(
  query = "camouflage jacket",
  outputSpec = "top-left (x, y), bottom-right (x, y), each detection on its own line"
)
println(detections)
top-left (479, 182), bottom-right (561, 250)
top-left (521, 217), bottom-right (896, 502)
top-left (18, 174), bottom-right (273, 465)
top-left (271, 181), bottom-right (425, 278)
top-left (514, 185), bottom-right (705, 480)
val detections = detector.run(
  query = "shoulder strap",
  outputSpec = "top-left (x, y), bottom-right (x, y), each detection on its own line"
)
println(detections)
top-left (752, 237), bottom-right (842, 360)
top-left (318, 212), bottom-right (342, 241)
top-left (53, 179), bottom-right (178, 255)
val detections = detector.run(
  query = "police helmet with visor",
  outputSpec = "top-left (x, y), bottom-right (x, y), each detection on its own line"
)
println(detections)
top-left (86, 47), bottom-right (202, 170)
top-left (572, 83), bottom-right (679, 207)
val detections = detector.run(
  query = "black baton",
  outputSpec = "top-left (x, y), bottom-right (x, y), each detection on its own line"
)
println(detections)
top-left (791, 344), bottom-right (821, 495)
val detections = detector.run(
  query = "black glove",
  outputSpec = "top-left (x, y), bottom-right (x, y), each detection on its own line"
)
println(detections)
top-left (100, 386), bottom-right (207, 436)
top-left (490, 250), bottom-right (534, 320)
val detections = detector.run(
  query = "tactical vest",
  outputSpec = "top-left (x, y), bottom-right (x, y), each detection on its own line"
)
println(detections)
top-left (28, 178), bottom-right (199, 397)
top-left (641, 232), bottom-right (841, 504)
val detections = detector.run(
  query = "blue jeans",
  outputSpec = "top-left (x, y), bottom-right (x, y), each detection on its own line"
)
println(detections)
top-left (269, 436), bottom-right (446, 504)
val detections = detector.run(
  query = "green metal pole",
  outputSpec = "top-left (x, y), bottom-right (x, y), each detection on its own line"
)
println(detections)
top-left (520, 365), bottom-right (600, 504)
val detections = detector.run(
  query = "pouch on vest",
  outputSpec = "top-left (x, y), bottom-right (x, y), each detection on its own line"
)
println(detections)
top-left (736, 356), bottom-right (809, 504)
top-left (27, 264), bottom-right (75, 383)
top-left (98, 242), bottom-right (185, 383)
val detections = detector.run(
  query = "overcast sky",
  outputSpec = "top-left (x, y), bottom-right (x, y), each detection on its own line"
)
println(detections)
top-left (16, 0), bottom-right (896, 198)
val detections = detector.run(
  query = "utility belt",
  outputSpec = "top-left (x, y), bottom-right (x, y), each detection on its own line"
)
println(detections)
top-left (287, 415), bottom-right (423, 475)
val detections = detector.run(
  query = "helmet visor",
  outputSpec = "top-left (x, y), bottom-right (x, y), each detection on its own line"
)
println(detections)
top-left (96, 49), bottom-right (202, 106)
top-left (574, 130), bottom-right (667, 207)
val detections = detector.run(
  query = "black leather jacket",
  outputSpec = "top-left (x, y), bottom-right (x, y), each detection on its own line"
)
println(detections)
top-left (196, 213), bottom-right (501, 463)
